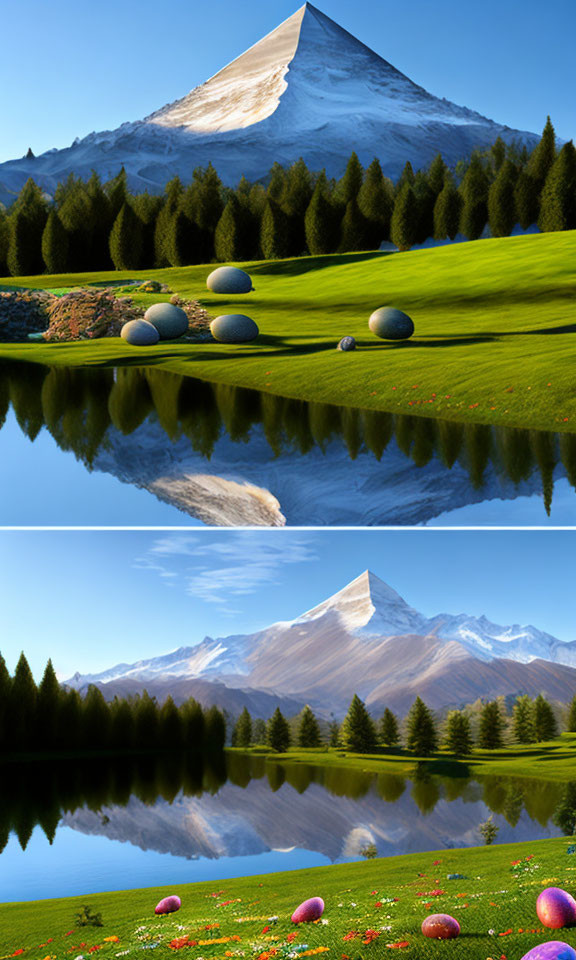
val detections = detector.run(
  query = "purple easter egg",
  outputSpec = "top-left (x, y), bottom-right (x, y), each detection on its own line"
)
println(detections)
top-left (291, 897), bottom-right (325, 923)
top-left (521, 942), bottom-right (576, 960)
top-left (537, 887), bottom-right (576, 929)
top-left (421, 913), bottom-right (460, 939)
top-left (155, 894), bottom-right (182, 915)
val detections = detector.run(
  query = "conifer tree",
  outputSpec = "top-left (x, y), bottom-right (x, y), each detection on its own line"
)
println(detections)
top-left (109, 203), bottom-right (143, 270)
top-left (190, 163), bottom-right (224, 261)
top-left (132, 192), bottom-right (163, 269)
top-left (82, 685), bottom-right (111, 750)
top-left (204, 705), bottom-right (227, 752)
top-left (181, 698), bottom-right (205, 750)
top-left (328, 720), bottom-right (340, 747)
top-left (105, 166), bottom-right (129, 220)
top-left (538, 142), bottom-right (576, 232)
top-left (444, 710), bottom-right (473, 756)
top-left (405, 697), bottom-right (438, 756)
top-left (334, 152), bottom-right (364, 207)
top-left (232, 707), bottom-right (253, 748)
top-left (297, 705), bottom-right (321, 748)
top-left (396, 161), bottom-right (416, 193)
top-left (413, 170), bottom-right (435, 243)
top-left (159, 695), bottom-right (183, 747)
top-left (260, 198), bottom-right (290, 260)
top-left (57, 185), bottom-right (92, 271)
top-left (340, 694), bottom-right (377, 753)
top-left (427, 153), bottom-right (448, 196)
top-left (56, 688), bottom-right (82, 750)
top-left (459, 155), bottom-right (489, 239)
top-left (512, 695), bottom-right (536, 744)
top-left (490, 136), bottom-right (507, 173)
top-left (338, 198), bottom-right (370, 251)
top-left (10, 652), bottom-right (38, 750)
top-left (390, 184), bottom-right (418, 251)
top-left (527, 116), bottom-right (557, 189)
top-left (380, 707), bottom-right (399, 747)
top-left (433, 172), bottom-right (461, 239)
top-left (533, 693), bottom-right (558, 742)
top-left (267, 162), bottom-right (287, 201)
top-left (514, 169), bottom-right (540, 229)
top-left (41, 210), bottom-right (69, 274)
top-left (304, 174), bottom-right (335, 255)
top-left (110, 697), bottom-right (135, 750)
top-left (35, 659), bottom-right (62, 749)
top-left (215, 194), bottom-right (247, 261)
top-left (357, 158), bottom-right (394, 246)
top-left (135, 690), bottom-right (160, 749)
top-left (488, 159), bottom-right (517, 237)
top-left (281, 158), bottom-right (313, 255)
top-left (253, 717), bottom-right (267, 745)
top-left (478, 700), bottom-right (506, 749)
top-left (568, 695), bottom-right (576, 733)
top-left (164, 209), bottom-right (196, 266)
top-left (267, 707), bottom-right (291, 752)
top-left (85, 172), bottom-right (113, 269)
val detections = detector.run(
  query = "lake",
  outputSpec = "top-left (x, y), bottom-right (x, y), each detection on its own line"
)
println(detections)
top-left (0, 752), bottom-right (567, 903)
top-left (1, 360), bottom-right (575, 526)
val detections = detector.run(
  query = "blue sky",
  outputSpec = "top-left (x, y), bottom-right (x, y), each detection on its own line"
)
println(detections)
top-left (0, 530), bottom-right (572, 680)
top-left (1, 0), bottom-right (574, 163)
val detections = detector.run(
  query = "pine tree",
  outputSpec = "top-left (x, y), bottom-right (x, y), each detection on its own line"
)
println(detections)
top-left (357, 158), bottom-right (394, 246)
top-left (444, 710), bottom-right (473, 756)
top-left (85, 172), bottom-right (113, 269)
top-left (164, 209), bottom-right (196, 266)
top-left (253, 717), bottom-right (267, 745)
top-left (297, 705), bottom-right (321, 748)
top-left (538, 142), bottom-right (576, 232)
top-left (204, 705), bottom-right (227, 752)
top-left (478, 700), bottom-right (506, 748)
top-left (109, 203), bottom-right (143, 270)
top-left (134, 691), bottom-right (160, 749)
top-left (568, 696), bottom-right (576, 732)
top-left (390, 184), bottom-right (419, 251)
top-left (180, 698), bottom-right (204, 750)
top-left (159, 695), bottom-right (183, 748)
top-left (10, 652), bottom-right (38, 750)
top-left (132, 192), bottom-right (163, 269)
top-left (490, 136), bottom-right (507, 173)
top-left (459, 155), bottom-right (489, 240)
top-left (35, 659), bottom-right (62, 749)
top-left (41, 210), bottom-right (69, 273)
top-left (328, 720), bottom-right (340, 747)
top-left (232, 707), bottom-right (253, 748)
top-left (267, 162), bottom-right (287, 201)
top-left (304, 174), bottom-right (335, 255)
top-left (189, 164), bottom-right (223, 261)
top-left (214, 194), bottom-right (248, 261)
top-left (433, 172), bottom-right (461, 239)
top-left (281, 158), bottom-right (313, 255)
top-left (57, 184), bottom-right (92, 271)
top-left (428, 154), bottom-right (448, 196)
top-left (405, 697), bottom-right (438, 756)
top-left (9, 177), bottom-right (48, 271)
top-left (260, 198), bottom-right (290, 260)
top-left (527, 116), bottom-right (557, 189)
top-left (110, 697), bottom-right (135, 750)
top-left (334, 152), bottom-right (364, 207)
top-left (533, 694), bottom-right (558, 742)
top-left (396, 161), bottom-right (416, 194)
top-left (514, 169), bottom-right (540, 229)
top-left (413, 171), bottom-right (435, 243)
top-left (338, 198), bottom-right (370, 252)
top-left (340, 694), bottom-right (377, 753)
top-left (267, 707), bottom-right (291, 752)
top-left (56, 688), bottom-right (82, 750)
top-left (0, 653), bottom-right (12, 751)
top-left (105, 166), bottom-right (129, 221)
top-left (82, 686), bottom-right (111, 750)
top-left (512, 695), bottom-right (536, 744)
top-left (380, 708), bottom-right (400, 747)
top-left (488, 160), bottom-right (517, 237)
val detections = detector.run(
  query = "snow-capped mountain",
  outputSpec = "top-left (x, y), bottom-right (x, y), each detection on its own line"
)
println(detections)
top-left (67, 571), bottom-right (576, 714)
top-left (0, 4), bottom-right (538, 197)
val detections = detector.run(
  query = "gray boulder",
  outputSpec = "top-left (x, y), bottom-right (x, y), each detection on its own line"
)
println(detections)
top-left (207, 267), bottom-right (254, 294)
top-left (337, 336), bottom-right (356, 351)
top-left (369, 307), bottom-right (414, 340)
top-left (144, 302), bottom-right (189, 339)
top-left (210, 314), bottom-right (259, 343)
top-left (121, 319), bottom-right (160, 346)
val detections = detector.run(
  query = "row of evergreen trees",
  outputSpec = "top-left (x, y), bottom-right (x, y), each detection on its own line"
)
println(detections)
top-left (0, 653), bottom-right (226, 754)
top-left (231, 690), bottom-right (576, 757)
top-left (1, 118), bottom-right (574, 277)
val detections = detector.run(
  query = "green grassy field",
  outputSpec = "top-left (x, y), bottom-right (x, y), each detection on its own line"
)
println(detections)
top-left (1, 230), bottom-right (575, 432)
top-left (2, 838), bottom-right (576, 959)
top-left (240, 734), bottom-right (576, 784)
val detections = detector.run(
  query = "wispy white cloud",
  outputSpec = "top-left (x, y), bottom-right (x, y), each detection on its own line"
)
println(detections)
top-left (134, 533), bottom-right (317, 612)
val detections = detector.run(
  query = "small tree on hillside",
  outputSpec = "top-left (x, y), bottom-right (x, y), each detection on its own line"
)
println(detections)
top-left (304, 175), bottom-right (335, 255)
top-left (297, 705), bottom-right (322, 748)
top-left (380, 707), bottom-right (400, 747)
top-left (357, 158), bottom-right (394, 246)
top-left (260, 198), bottom-right (290, 260)
top-left (444, 709), bottom-right (474, 756)
top-left (488, 160), bottom-right (517, 237)
top-left (477, 700), bottom-right (506, 749)
top-left (109, 203), bottom-right (143, 270)
top-left (334, 152), bottom-right (364, 207)
top-left (538, 142), bottom-right (576, 233)
top-left (267, 707), bottom-right (291, 752)
top-left (459, 155), bottom-right (489, 240)
top-left (527, 116), bottom-right (557, 190)
top-left (514, 169), bottom-right (540, 229)
top-left (214, 194), bottom-right (247, 262)
top-left (433, 172), bottom-right (461, 240)
top-left (338, 198), bottom-right (370, 252)
top-left (339, 694), bottom-right (378, 753)
top-left (512, 695), bottom-right (536, 744)
top-left (41, 210), bottom-right (69, 274)
top-left (232, 707), bottom-right (253, 748)
top-left (533, 693), bottom-right (558, 742)
top-left (390, 184), bottom-right (419, 251)
top-left (405, 697), bottom-right (438, 756)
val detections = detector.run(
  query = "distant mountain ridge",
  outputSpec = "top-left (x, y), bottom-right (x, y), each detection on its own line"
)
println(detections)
top-left (0, 3), bottom-right (538, 199)
top-left (67, 571), bottom-right (576, 716)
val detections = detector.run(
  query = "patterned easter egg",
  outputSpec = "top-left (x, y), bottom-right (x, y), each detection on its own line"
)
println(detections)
top-left (537, 887), bottom-right (576, 929)
top-left (421, 914), bottom-right (460, 939)
top-left (155, 894), bottom-right (182, 915)
top-left (291, 897), bottom-right (325, 923)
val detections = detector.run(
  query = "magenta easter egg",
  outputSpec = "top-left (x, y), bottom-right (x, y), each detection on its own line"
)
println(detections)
top-left (537, 887), bottom-right (576, 929)
top-left (155, 894), bottom-right (182, 915)
top-left (291, 897), bottom-right (325, 923)
top-left (521, 943), bottom-right (576, 960)
top-left (421, 914), bottom-right (460, 940)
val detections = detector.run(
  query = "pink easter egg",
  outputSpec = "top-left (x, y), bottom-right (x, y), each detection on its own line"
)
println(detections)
top-left (155, 894), bottom-right (182, 915)
top-left (537, 887), bottom-right (576, 929)
top-left (291, 896), bottom-right (325, 923)
top-left (421, 913), bottom-right (460, 939)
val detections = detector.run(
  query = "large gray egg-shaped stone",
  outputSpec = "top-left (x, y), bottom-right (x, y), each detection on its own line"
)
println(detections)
top-left (207, 267), bottom-right (254, 294)
top-left (210, 314), bottom-right (259, 344)
top-left (144, 302), bottom-right (189, 340)
top-left (369, 307), bottom-right (414, 340)
top-left (121, 319), bottom-right (160, 346)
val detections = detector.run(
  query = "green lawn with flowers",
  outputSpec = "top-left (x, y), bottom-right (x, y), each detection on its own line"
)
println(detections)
top-left (1, 229), bottom-right (575, 433)
top-left (2, 838), bottom-right (576, 959)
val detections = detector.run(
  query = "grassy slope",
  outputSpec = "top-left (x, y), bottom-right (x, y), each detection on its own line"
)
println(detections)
top-left (240, 734), bottom-right (576, 783)
top-left (2, 838), bottom-right (576, 958)
top-left (1, 231), bottom-right (575, 432)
